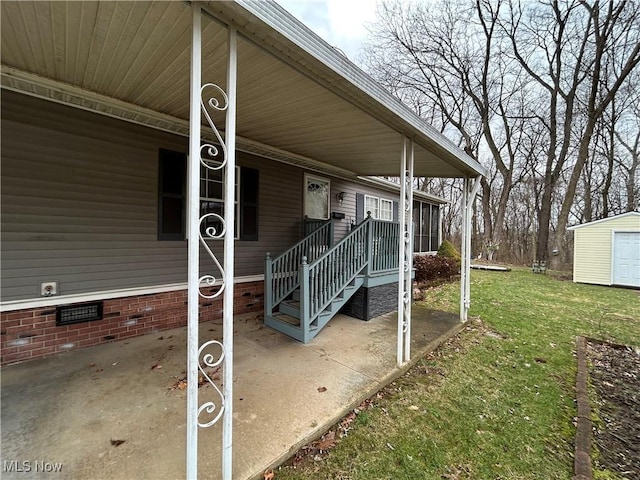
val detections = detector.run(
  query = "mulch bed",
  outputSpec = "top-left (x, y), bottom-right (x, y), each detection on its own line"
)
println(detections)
top-left (586, 339), bottom-right (640, 478)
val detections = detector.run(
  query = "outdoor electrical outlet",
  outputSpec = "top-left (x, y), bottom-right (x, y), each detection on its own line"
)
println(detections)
top-left (40, 282), bottom-right (58, 297)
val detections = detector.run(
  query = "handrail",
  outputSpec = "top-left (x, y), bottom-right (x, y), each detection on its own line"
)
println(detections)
top-left (266, 219), bottom-right (333, 310)
top-left (303, 217), bottom-right (372, 324)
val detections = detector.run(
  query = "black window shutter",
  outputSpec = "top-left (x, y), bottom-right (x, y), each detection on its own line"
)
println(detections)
top-left (158, 149), bottom-right (187, 241)
top-left (239, 166), bottom-right (259, 240)
top-left (356, 193), bottom-right (364, 223)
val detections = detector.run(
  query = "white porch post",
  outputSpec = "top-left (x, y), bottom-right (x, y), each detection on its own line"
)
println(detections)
top-left (459, 176), bottom-right (481, 323)
top-left (459, 178), bottom-right (469, 323)
top-left (397, 136), bottom-right (413, 366)
top-left (187, 4), bottom-right (202, 479)
top-left (222, 25), bottom-right (237, 480)
top-left (403, 139), bottom-right (414, 363)
top-left (397, 137), bottom-right (406, 366)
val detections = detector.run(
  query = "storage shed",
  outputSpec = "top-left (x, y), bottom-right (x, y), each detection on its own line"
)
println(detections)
top-left (568, 212), bottom-right (640, 288)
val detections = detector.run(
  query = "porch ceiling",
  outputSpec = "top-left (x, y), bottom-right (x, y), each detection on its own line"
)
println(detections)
top-left (0, 0), bottom-right (486, 179)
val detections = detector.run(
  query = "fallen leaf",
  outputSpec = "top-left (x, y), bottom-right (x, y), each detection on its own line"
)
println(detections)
top-left (317, 386), bottom-right (327, 393)
top-left (316, 431), bottom-right (336, 451)
top-left (408, 405), bottom-right (419, 411)
top-left (263, 469), bottom-right (274, 480)
top-left (151, 363), bottom-right (162, 370)
top-left (110, 439), bottom-right (126, 447)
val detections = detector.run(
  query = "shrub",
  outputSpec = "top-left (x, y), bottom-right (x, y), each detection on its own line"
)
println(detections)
top-left (437, 240), bottom-right (461, 263)
top-left (413, 254), bottom-right (460, 283)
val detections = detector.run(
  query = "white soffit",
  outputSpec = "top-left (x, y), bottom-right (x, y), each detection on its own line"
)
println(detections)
top-left (0, 0), bottom-right (486, 179)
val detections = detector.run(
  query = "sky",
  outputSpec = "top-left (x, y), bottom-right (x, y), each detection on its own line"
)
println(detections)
top-left (276, 0), bottom-right (379, 62)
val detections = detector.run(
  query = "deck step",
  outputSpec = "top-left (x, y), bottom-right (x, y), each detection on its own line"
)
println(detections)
top-left (272, 312), bottom-right (300, 327)
top-left (278, 300), bottom-right (301, 319)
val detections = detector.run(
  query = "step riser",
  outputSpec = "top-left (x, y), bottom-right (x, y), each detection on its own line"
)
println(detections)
top-left (278, 302), bottom-right (301, 319)
top-left (267, 276), bottom-right (365, 343)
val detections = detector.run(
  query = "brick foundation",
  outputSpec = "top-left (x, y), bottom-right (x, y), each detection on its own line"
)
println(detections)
top-left (0, 281), bottom-right (264, 366)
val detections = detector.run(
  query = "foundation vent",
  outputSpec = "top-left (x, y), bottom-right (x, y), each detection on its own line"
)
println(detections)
top-left (56, 302), bottom-right (104, 326)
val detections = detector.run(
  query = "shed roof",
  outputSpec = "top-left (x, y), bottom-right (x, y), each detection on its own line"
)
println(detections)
top-left (0, 0), bottom-right (486, 180)
top-left (568, 212), bottom-right (640, 230)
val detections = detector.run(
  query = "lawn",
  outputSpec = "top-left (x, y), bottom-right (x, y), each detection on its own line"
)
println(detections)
top-left (274, 268), bottom-right (640, 480)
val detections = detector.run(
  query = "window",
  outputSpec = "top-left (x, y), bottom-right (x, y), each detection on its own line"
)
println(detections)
top-left (200, 157), bottom-right (238, 238)
top-left (413, 201), bottom-right (441, 252)
top-left (158, 149), bottom-right (258, 241)
top-left (304, 174), bottom-right (330, 220)
top-left (364, 195), bottom-right (393, 221)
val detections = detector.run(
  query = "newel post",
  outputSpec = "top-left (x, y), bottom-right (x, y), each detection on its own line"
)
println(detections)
top-left (300, 256), bottom-right (311, 343)
top-left (366, 216), bottom-right (374, 276)
top-left (265, 252), bottom-right (273, 318)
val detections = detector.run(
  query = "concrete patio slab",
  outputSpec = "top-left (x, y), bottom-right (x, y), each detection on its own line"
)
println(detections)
top-left (1, 307), bottom-right (461, 480)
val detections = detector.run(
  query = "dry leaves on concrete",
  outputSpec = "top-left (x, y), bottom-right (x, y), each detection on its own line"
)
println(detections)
top-left (168, 367), bottom-right (221, 391)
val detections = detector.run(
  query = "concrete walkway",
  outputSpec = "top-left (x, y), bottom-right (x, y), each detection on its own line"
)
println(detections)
top-left (1, 306), bottom-right (461, 480)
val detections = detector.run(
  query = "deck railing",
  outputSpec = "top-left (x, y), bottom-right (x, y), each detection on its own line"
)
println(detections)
top-left (265, 219), bottom-right (333, 311)
top-left (266, 216), bottom-right (402, 338)
top-left (370, 220), bottom-right (400, 272)
top-left (302, 217), bottom-right (371, 323)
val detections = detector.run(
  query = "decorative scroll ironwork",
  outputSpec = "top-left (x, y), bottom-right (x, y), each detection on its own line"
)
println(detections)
top-left (197, 340), bottom-right (226, 427)
top-left (196, 83), bottom-right (229, 428)
top-left (402, 169), bottom-right (412, 333)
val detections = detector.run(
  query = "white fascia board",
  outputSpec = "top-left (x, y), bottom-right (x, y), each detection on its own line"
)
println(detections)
top-left (567, 211), bottom-right (640, 230)
top-left (356, 176), bottom-right (449, 204)
top-left (213, 0), bottom-right (487, 179)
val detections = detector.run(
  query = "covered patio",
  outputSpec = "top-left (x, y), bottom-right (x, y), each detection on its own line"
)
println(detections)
top-left (1, 308), bottom-right (461, 480)
top-left (1, 1), bottom-right (485, 477)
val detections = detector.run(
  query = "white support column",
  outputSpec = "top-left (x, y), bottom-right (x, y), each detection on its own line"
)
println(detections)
top-left (186, 4), bottom-right (202, 479)
top-left (459, 176), bottom-right (481, 323)
top-left (403, 139), bottom-right (414, 364)
top-left (397, 136), bottom-right (407, 366)
top-left (222, 25), bottom-right (237, 480)
top-left (459, 178), bottom-right (469, 323)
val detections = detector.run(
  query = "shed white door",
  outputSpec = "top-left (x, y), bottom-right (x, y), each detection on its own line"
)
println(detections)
top-left (612, 232), bottom-right (640, 287)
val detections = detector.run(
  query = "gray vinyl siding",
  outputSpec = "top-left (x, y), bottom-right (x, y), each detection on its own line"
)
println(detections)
top-left (1, 91), bottom-right (438, 302)
top-left (1, 91), bottom-right (188, 300)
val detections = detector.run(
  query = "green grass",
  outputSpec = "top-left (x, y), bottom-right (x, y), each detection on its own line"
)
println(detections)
top-left (275, 268), bottom-right (640, 480)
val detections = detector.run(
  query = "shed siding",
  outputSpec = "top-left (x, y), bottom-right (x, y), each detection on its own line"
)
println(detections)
top-left (573, 215), bottom-right (640, 285)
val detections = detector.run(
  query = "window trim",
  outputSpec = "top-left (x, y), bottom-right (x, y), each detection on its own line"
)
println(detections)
top-left (413, 200), bottom-right (441, 253)
top-left (364, 194), bottom-right (393, 222)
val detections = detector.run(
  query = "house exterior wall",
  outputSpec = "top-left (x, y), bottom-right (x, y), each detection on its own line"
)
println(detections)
top-left (572, 214), bottom-right (640, 285)
top-left (1, 91), bottom-right (445, 363)
top-left (1, 91), bottom-right (307, 303)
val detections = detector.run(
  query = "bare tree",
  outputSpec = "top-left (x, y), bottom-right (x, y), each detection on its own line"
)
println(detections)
top-left (362, 0), bottom-right (639, 267)
top-left (502, 0), bottom-right (640, 265)
top-left (363, 0), bottom-right (535, 261)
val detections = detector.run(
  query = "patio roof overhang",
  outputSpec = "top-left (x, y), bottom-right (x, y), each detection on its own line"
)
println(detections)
top-left (0, 0), bottom-right (486, 180)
